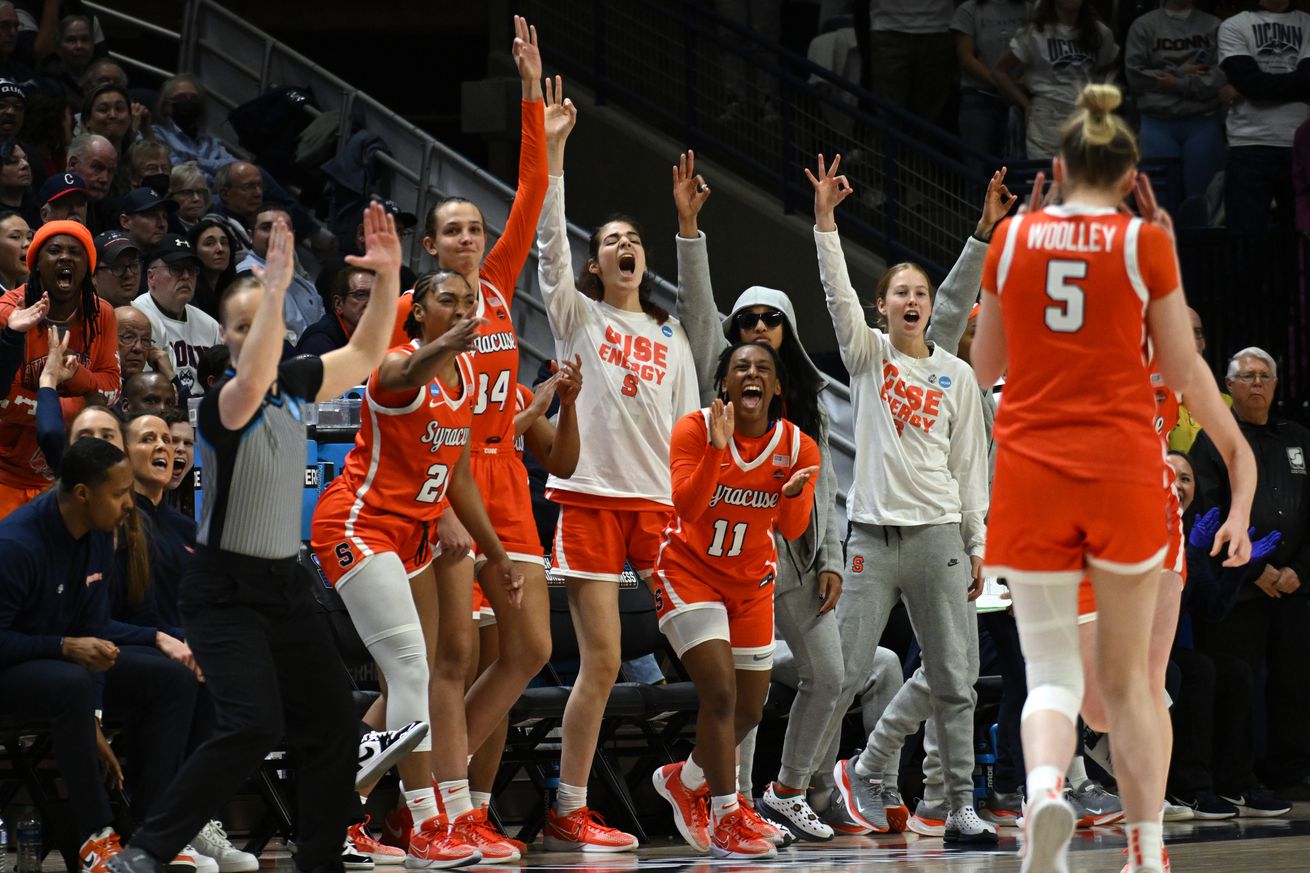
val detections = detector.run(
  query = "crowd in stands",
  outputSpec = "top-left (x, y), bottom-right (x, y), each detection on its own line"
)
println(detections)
top-left (0, 4), bottom-right (1305, 873)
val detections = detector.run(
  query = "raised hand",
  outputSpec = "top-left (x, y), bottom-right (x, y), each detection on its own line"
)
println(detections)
top-left (146, 344), bottom-right (176, 381)
top-left (431, 314), bottom-right (485, 358)
top-left (252, 216), bottom-right (295, 296)
top-left (1249, 528), bottom-right (1281, 563)
top-left (7, 292), bottom-right (48, 333)
top-left (977, 167), bottom-right (1018, 240)
top-left (782, 465), bottom-right (820, 498)
top-left (553, 354), bottom-right (582, 407)
top-left (544, 76), bottom-right (576, 151)
top-left (1213, 511), bottom-right (1253, 568)
top-left (39, 326), bottom-right (79, 389)
top-left (1187, 506), bottom-right (1222, 551)
top-left (707, 398), bottom-right (734, 449)
top-left (1021, 170), bottom-right (1059, 215)
top-left (513, 15), bottom-right (543, 99)
top-left (672, 150), bottom-right (711, 237)
top-left (1134, 172), bottom-right (1175, 243)
top-left (803, 153), bottom-right (853, 232)
top-left (345, 201), bottom-right (402, 276)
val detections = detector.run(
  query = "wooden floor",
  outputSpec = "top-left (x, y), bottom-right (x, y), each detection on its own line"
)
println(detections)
top-left (240, 804), bottom-right (1310, 871)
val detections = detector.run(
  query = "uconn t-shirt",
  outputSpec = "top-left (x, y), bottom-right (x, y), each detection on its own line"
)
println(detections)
top-left (1219, 9), bottom-right (1310, 147)
top-left (1009, 21), bottom-right (1120, 107)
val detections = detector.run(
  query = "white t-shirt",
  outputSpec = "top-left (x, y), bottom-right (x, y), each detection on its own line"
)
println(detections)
top-left (131, 292), bottom-right (221, 397)
top-left (1009, 21), bottom-right (1119, 106)
top-left (536, 176), bottom-right (699, 505)
top-left (872, 0), bottom-right (954, 34)
top-left (952, 0), bottom-right (1031, 93)
top-left (1219, 9), bottom-right (1310, 148)
top-left (814, 228), bottom-right (989, 556)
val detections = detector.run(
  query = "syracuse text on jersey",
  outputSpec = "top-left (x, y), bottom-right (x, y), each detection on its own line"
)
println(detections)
top-left (708, 483), bottom-right (781, 510)
top-left (599, 323), bottom-right (669, 385)
top-left (420, 422), bottom-right (469, 454)
top-left (880, 360), bottom-right (944, 437)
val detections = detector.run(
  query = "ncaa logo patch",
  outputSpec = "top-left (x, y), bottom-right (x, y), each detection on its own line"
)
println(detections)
top-left (939, 376), bottom-right (952, 389)
top-left (1289, 447), bottom-right (1306, 475)
top-left (429, 382), bottom-right (442, 398)
top-left (662, 325), bottom-right (673, 337)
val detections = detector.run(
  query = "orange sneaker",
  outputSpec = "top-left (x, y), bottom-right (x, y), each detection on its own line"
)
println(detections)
top-left (406, 816), bottom-right (480, 869)
top-left (710, 809), bottom-right (777, 860)
top-left (737, 795), bottom-right (790, 847)
top-left (81, 828), bottom-right (124, 873)
top-left (544, 806), bottom-right (639, 853)
top-left (475, 805), bottom-right (527, 855)
top-left (381, 802), bottom-right (412, 852)
top-left (651, 762), bottom-right (710, 852)
top-left (450, 808), bottom-right (521, 863)
top-left (347, 816), bottom-right (405, 865)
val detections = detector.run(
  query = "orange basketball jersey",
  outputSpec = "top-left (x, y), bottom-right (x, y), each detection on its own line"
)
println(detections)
top-left (982, 205), bottom-right (1181, 486)
top-left (336, 342), bottom-right (475, 522)
top-left (657, 410), bottom-right (819, 586)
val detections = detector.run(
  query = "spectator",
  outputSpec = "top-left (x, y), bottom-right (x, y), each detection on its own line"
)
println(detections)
top-left (113, 305), bottom-right (151, 380)
top-left (234, 203), bottom-right (324, 342)
top-left (0, 139), bottom-right (34, 228)
top-left (151, 75), bottom-right (236, 182)
top-left (167, 164), bottom-right (208, 233)
top-left (0, 3), bottom-right (30, 81)
top-left (0, 77), bottom-right (23, 141)
top-left (115, 187), bottom-right (172, 255)
top-left (316, 197), bottom-right (416, 305)
top-left (0, 207), bottom-right (27, 291)
top-left (91, 229), bottom-right (140, 307)
top-left (0, 219), bottom-right (119, 518)
top-left (66, 132), bottom-right (116, 205)
top-left (869, 0), bottom-right (956, 125)
top-left (1126, 1), bottom-right (1229, 201)
top-left (132, 234), bottom-right (218, 398)
top-left (192, 343), bottom-right (227, 395)
top-left (1218, 0), bottom-right (1310, 234)
top-left (212, 160), bottom-right (261, 241)
top-left (19, 87), bottom-right (71, 188)
top-left (37, 14), bottom-right (95, 107)
top-left (160, 404), bottom-right (194, 517)
top-left (79, 57), bottom-right (126, 95)
top-left (187, 215), bottom-right (234, 319)
top-left (1189, 346), bottom-right (1310, 798)
top-left (80, 84), bottom-right (140, 196)
top-left (994, 0), bottom-right (1118, 159)
top-left (296, 266), bottom-right (371, 357)
top-left (119, 371), bottom-right (174, 417)
top-left (124, 140), bottom-right (170, 196)
top-left (36, 168), bottom-right (86, 225)
top-left (952, 0), bottom-right (1030, 161)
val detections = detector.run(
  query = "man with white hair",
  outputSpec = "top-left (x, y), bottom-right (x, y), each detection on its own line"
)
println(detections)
top-left (66, 134), bottom-right (118, 203)
top-left (1188, 345), bottom-right (1310, 803)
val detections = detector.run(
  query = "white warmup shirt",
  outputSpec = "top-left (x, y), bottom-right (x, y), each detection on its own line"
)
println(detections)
top-left (131, 293), bottom-right (221, 397)
top-left (536, 175), bottom-right (699, 506)
top-left (1219, 9), bottom-right (1310, 147)
top-left (814, 227), bottom-right (989, 556)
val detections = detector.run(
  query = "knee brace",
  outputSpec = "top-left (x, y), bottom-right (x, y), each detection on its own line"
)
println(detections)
top-left (1008, 575), bottom-right (1084, 726)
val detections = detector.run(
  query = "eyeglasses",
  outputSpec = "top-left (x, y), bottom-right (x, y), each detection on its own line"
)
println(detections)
top-left (117, 332), bottom-right (153, 349)
top-left (98, 259), bottom-right (140, 279)
top-left (734, 310), bottom-right (785, 331)
top-left (151, 263), bottom-right (197, 279)
top-left (1232, 372), bottom-right (1275, 384)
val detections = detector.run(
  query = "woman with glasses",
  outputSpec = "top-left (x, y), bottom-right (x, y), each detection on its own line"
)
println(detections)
top-left (169, 165), bottom-right (211, 233)
top-left (0, 208), bottom-right (29, 291)
top-left (186, 216), bottom-right (236, 320)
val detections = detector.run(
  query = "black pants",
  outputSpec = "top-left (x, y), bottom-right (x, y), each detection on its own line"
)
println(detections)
top-left (131, 549), bottom-right (357, 873)
top-left (1225, 146), bottom-right (1293, 235)
top-left (0, 660), bottom-right (111, 838)
top-left (1196, 595), bottom-right (1310, 788)
top-left (980, 611), bottom-right (1027, 793)
top-left (1168, 647), bottom-right (1256, 797)
top-left (103, 646), bottom-right (200, 826)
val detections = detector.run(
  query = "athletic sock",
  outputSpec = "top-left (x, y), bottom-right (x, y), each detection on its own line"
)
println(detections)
top-left (402, 786), bottom-right (438, 828)
top-left (711, 794), bottom-right (739, 826)
top-left (556, 782), bottom-right (587, 817)
top-left (1126, 821), bottom-right (1165, 872)
top-left (1066, 755), bottom-right (1090, 791)
top-left (773, 781), bottom-right (803, 798)
top-left (1026, 765), bottom-right (1065, 801)
top-left (470, 790), bottom-right (492, 810)
top-left (681, 755), bottom-right (706, 790)
top-left (437, 779), bottom-right (474, 819)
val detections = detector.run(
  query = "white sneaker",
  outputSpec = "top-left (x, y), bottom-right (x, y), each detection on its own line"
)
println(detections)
top-left (1020, 790), bottom-right (1076, 873)
top-left (944, 806), bottom-right (998, 845)
top-left (356, 721), bottom-right (429, 790)
top-left (1161, 799), bottom-right (1195, 822)
top-left (191, 822), bottom-right (259, 873)
top-left (757, 783), bottom-right (834, 842)
top-left (183, 846), bottom-right (217, 873)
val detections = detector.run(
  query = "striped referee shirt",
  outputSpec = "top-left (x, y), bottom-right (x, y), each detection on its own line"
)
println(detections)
top-left (196, 357), bottom-right (321, 559)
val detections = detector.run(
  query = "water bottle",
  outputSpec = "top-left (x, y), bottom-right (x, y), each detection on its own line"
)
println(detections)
top-left (15, 811), bottom-right (39, 873)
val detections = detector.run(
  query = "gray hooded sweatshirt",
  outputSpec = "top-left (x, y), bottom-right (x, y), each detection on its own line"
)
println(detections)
top-left (675, 232), bottom-right (843, 591)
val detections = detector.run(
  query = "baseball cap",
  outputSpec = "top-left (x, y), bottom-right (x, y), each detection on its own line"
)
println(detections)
top-left (37, 172), bottom-right (88, 208)
top-left (117, 187), bottom-right (178, 216)
top-left (146, 234), bottom-right (202, 268)
top-left (94, 229), bottom-right (141, 265)
top-left (0, 80), bottom-right (24, 104)
top-left (370, 196), bottom-right (417, 230)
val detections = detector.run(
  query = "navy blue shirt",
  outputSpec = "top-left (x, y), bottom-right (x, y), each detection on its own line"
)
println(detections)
top-left (111, 493), bottom-right (195, 642)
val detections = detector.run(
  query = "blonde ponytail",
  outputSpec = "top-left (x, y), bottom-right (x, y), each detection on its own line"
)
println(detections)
top-left (1059, 83), bottom-right (1138, 189)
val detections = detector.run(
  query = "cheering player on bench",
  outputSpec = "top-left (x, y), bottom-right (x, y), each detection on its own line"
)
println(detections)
top-left (651, 342), bottom-right (819, 860)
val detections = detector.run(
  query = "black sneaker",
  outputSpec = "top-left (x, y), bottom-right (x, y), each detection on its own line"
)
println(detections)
top-left (1218, 790), bottom-right (1291, 818)
top-left (1167, 790), bottom-right (1238, 820)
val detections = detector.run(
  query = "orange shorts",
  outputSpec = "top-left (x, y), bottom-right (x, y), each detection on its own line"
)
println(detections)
top-left (470, 582), bottom-right (496, 626)
top-left (549, 502), bottom-right (671, 583)
top-left (0, 481), bottom-right (47, 521)
top-left (311, 478), bottom-right (437, 587)
top-left (470, 450), bottom-right (543, 565)
top-left (1077, 485), bottom-right (1186, 621)
top-left (986, 450), bottom-right (1168, 578)
top-left (652, 567), bottom-right (775, 666)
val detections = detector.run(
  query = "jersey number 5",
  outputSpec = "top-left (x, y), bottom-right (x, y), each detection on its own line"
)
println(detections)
top-left (416, 463), bottom-right (450, 504)
top-left (1045, 260), bottom-right (1087, 333)
top-left (707, 519), bottom-right (748, 558)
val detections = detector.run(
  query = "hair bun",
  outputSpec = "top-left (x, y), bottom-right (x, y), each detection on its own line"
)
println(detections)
top-left (1076, 83), bottom-right (1122, 119)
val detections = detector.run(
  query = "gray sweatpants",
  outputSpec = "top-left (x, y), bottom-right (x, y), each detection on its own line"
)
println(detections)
top-left (812, 522), bottom-right (979, 809)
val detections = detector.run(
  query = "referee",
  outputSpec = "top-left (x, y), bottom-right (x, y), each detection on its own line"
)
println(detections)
top-left (111, 206), bottom-right (404, 873)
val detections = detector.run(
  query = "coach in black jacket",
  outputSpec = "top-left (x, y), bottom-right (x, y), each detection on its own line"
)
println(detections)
top-left (1190, 346), bottom-right (1310, 797)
